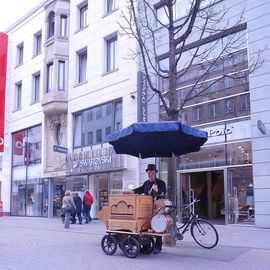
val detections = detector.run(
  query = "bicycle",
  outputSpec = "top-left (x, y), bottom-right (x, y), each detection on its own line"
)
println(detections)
top-left (175, 198), bottom-right (219, 249)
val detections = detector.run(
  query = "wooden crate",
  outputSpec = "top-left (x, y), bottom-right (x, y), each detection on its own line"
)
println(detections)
top-left (109, 194), bottom-right (153, 220)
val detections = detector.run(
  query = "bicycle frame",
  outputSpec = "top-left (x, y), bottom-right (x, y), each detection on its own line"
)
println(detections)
top-left (176, 199), bottom-right (199, 236)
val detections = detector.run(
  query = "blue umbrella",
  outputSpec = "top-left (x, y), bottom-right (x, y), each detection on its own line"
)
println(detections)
top-left (106, 121), bottom-right (208, 158)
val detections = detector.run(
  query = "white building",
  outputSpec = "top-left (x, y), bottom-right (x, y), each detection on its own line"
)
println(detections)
top-left (0, 0), bottom-right (269, 228)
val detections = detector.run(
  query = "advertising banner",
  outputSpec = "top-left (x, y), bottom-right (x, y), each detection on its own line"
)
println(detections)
top-left (0, 33), bottom-right (8, 152)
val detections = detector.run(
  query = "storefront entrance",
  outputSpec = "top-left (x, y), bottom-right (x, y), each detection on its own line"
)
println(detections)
top-left (178, 166), bottom-right (254, 225)
top-left (180, 170), bottom-right (225, 224)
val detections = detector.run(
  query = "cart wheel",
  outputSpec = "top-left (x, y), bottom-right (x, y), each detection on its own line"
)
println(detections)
top-left (140, 237), bottom-right (155, 255)
top-left (121, 236), bottom-right (140, 258)
top-left (101, 234), bottom-right (117, 255)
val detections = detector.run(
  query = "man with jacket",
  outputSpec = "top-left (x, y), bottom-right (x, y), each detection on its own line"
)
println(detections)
top-left (83, 190), bottom-right (93, 223)
top-left (71, 193), bottom-right (83, 224)
top-left (133, 164), bottom-right (167, 254)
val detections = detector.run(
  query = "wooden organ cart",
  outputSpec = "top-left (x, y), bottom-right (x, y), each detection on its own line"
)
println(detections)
top-left (99, 193), bottom-right (174, 258)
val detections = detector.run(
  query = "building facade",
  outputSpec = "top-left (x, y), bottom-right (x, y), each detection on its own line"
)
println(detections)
top-left (0, 0), bottom-right (269, 228)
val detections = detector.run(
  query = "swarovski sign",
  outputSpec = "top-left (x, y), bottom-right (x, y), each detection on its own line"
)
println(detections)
top-left (66, 147), bottom-right (124, 174)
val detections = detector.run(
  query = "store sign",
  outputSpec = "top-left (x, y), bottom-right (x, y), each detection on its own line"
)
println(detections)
top-left (208, 127), bottom-right (233, 137)
top-left (53, 145), bottom-right (68, 154)
top-left (0, 33), bottom-right (8, 152)
top-left (137, 71), bottom-right (148, 122)
top-left (66, 147), bottom-right (124, 174)
top-left (203, 119), bottom-right (251, 145)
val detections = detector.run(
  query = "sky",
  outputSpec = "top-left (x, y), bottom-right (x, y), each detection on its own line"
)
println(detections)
top-left (0, 0), bottom-right (43, 32)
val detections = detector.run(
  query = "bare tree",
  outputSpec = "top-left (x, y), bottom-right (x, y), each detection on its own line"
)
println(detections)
top-left (120, 0), bottom-right (264, 205)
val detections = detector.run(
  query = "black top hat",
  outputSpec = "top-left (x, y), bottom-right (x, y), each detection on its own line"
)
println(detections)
top-left (146, 164), bottom-right (157, 172)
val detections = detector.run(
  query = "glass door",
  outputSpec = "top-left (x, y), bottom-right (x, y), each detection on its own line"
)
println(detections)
top-left (94, 174), bottom-right (109, 213)
top-left (227, 166), bottom-right (254, 224)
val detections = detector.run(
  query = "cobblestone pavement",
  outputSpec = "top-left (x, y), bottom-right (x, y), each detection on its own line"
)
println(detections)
top-left (0, 216), bottom-right (270, 270)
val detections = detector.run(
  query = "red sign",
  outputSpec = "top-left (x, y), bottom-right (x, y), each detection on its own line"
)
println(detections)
top-left (0, 32), bottom-right (8, 152)
top-left (13, 131), bottom-right (23, 155)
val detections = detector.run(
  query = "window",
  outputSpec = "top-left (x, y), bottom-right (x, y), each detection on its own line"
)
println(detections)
top-left (15, 82), bottom-right (22, 110)
top-left (208, 102), bottom-right (220, 118)
top-left (114, 101), bottom-right (122, 131)
top-left (16, 43), bottom-right (24, 65)
top-left (241, 94), bottom-right (250, 111)
top-left (96, 107), bottom-right (102, 119)
top-left (156, 0), bottom-right (190, 25)
top-left (107, 0), bottom-right (118, 13)
top-left (58, 61), bottom-right (65, 91)
top-left (156, 0), bottom-right (212, 26)
top-left (225, 98), bottom-right (235, 114)
top-left (79, 4), bottom-right (88, 29)
top-left (47, 62), bottom-right (53, 92)
top-left (32, 73), bottom-right (40, 103)
top-left (73, 100), bottom-right (122, 148)
top-left (96, 129), bottom-right (102, 143)
top-left (193, 106), bottom-right (203, 121)
top-left (34, 32), bottom-right (42, 56)
top-left (105, 126), bottom-right (112, 137)
top-left (60, 15), bottom-right (68, 37)
top-left (48, 12), bottom-right (55, 38)
top-left (73, 114), bottom-right (82, 147)
top-left (87, 132), bottom-right (93, 145)
top-left (78, 50), bottom-right (87, 83)
top-left (106, 36), bottom-right (118, 72)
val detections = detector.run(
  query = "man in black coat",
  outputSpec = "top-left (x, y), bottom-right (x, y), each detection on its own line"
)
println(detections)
top-left (133, 164), bottom-right (167, 254)
top-left (71, 193), bottom-right (83, 224)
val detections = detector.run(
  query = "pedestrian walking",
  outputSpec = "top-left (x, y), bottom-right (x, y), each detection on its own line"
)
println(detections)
top-left (62, 190), bottom-right (76, 229)
top-left (71, 192), bottom-right (83, 224)
top-left (83, 190), bottom-right (93, 223)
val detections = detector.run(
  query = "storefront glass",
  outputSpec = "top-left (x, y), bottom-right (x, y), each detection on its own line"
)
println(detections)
top-left (11, 125), bottom-right (45, 217)
top-left (227, 166), bottom-right (254, 224)
top-left (53, 176), bottom-right (88, 217)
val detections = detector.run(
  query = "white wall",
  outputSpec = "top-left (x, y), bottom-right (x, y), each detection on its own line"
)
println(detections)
top-left (246, 0), bottom-right (270, 228)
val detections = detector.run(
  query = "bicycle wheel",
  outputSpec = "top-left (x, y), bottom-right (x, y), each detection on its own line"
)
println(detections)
top-left (191, 219), bottom-right (219, 249)
top-left (121, 236), bottom-right (140, 258)
top-left (101, 234), bottom-right (118, 255)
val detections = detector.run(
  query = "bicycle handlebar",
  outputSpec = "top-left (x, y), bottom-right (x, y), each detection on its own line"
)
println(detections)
top-left (184, 198), bottom-right (200, 210)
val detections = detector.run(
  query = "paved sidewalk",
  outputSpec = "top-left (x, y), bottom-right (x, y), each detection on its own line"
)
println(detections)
top-left (1, 216), bottom-right (269, 249)
top-left (0, 216), bottom-right (270, 270)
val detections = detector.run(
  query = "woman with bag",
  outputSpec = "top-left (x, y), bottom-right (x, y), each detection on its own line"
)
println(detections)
top-left (62, 190), bottom-right (76, 229)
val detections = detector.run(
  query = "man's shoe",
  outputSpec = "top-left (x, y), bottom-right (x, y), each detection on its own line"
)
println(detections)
top-left (153, 248), bottom-right (161, 254)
